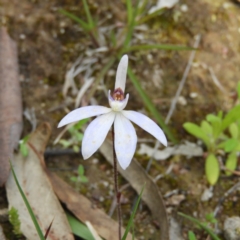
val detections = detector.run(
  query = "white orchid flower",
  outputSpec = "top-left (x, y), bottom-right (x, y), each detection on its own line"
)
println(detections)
top-left (58, 55), bottom-right (167, 170)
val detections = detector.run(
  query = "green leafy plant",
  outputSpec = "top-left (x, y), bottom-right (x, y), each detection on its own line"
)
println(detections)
top-left (70, 164), bottom-right (88, 183)
top-left (183, 86), bottom-right (240, 184)
top-left (10, 161), bottom-right (45, 240)
top-left (179, 212), bottom-right (221, 240)
top-left (59, 118), bottom-right (89, 152)
top-left (188, 231), bottom-right (197, 240)
top-left (59, 0), bottom-right (193, 144)
top-left (8, 207), bottom-right (22, 237)
top-left (186, 213), bottom-right (218, 240)
top-left (204, 212), bottom-right (217, 225)
top-left (67, 213), bottom-right (95, 240)
top-left (19, 135), bottom-right (29, 157)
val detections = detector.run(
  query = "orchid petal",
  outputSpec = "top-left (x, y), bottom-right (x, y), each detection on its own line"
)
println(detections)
top-left (108, 90), bottom-right (129, 111)
top-left (114, 113), bottom-right (137, 170)
top-left (58, 106), bottom-right (111, 128)
top-left (115, 55), bottom-right (128, 92)
top-left (122, 110), bottom-right (167, 146)
top-left (82, 111), bottom-right (115, 159)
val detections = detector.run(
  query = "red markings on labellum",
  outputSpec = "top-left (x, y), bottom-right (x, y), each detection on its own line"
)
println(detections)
top-left (112, 88), bottom-right (124, 101)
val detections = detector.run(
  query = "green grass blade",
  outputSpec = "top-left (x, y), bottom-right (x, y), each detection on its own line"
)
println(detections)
top-left (59, 9), bottom-right (90, 31)
top-left (67, 213), bottom-right (95, 240)
top-left (188, 231), bottom-right (197, 240)
top-left (131, 224), bottom-right (135, 240)
top-left (137, 0), bottom-right (148, 16)
top-left (10, 161), bottom-right (45, 240)
top-left (178, 212), bottom-right (221, 240)
top-left (221, 105), bottom-right (240, 131)
top-left (137, 8), bottom-right (165, 24)
top-left (110, 29), bottom-right (117, 47)
top-left (123, 0), bottom-right (141, 49)
top-left (126, 44), bottom-right (194, 52)
top-left (126, 0), bottom-right (133, 25)
top-left (82, 0), bottom-right (94, 28)
top-left (122, 185), bottom-right (145, 240)
top-left (127, 66), bottom-right (177, 143)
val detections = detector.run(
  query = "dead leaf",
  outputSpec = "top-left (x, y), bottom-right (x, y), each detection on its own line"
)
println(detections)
top-left (149, 0), bottom-right (179, 13)
top-left (0, 27), bottom-right (23, 186)
top-left (6, 123), bottom-right (74, 240)
top-left (138, 141), bottom-right (203, 161)
top-left (100, 140), bottom-right (169, 240)
top-left (166, 195), bottom-right (186, 206)
top-left (47, 171), bottom-right (134, 240)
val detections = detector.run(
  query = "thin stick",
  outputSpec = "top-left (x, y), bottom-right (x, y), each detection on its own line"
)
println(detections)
top-left (165, 34), bottom-right (201, 124)
top-left (208, 67), bottom-right (226, 93)
top-left (146, 34), bottom-right (201, 172)
top-left (112, 125), bottom-right (122, 240)
top-left (214, 180), bottom-right (240, 217)
top-left (213, 180), bottom-right (240, 234)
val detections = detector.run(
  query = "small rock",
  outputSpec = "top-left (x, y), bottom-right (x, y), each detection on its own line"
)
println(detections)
top-left (147, 53), bottom-right (153, 62)
top-left (180, 4), bottom-right (188, 12)
top-left (224, 217), bottom-right (240, 240)
top-left (107, 69), bottom-right (115, 77)
top-left (169, 217), bottom-right (184, 240)
top-left (167, 194), bottom-right (185, 206)
top-left (201, 187), bottom-right (213, 202)
top-left (190, 92), bottom-right (198, 98)
top-left (19, 34), bottom-right (26, 40)
top-left (149, 228), bottom-right (155, 234)
top-left (60, 28), bottom-right (65, 34)
top-left (177, 96), bottom-right (187, 105)
top-left (92, 158), bottom-right (99, 164)
top-left (101, 181), bottom-right (109, 187)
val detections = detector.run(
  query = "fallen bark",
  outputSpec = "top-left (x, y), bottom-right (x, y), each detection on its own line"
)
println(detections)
top-left (0, 27), bottom-right (23, 186)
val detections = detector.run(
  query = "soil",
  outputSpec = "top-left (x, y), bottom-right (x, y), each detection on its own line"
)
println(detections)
top-left (1, 0), bottom-right (240, 239)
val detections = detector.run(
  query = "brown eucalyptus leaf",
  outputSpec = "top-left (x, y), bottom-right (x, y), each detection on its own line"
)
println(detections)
top-left (6, 123), bottom-right (74, 240)
top-left (0, 27), bottom-right (23, 186)
top-left (47, 171), bottom-right (134, 240)
top-left (100, 140), bottom-right (169, 240)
